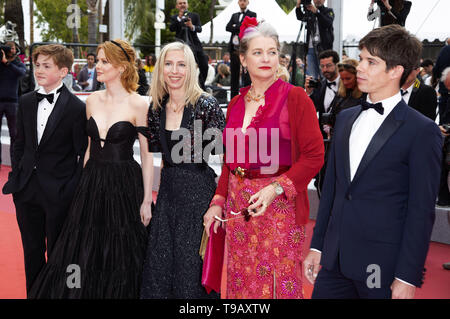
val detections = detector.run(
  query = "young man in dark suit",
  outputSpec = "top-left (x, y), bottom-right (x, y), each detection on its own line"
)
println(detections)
top-left (2, 44), bottom-right (87, 294)
top-left (170, 0), bottom-right (208, 88)
top-left (226, 0), bottom-right (256, 98)
top-left (303, 25), bottom-right (443, 299)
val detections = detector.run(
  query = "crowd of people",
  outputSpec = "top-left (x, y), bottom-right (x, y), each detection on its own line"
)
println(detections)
top-left (1, 0), bottom-right (449, 300)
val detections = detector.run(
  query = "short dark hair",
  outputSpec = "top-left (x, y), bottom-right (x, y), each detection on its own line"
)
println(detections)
top-left (318, 50), bottom-right (340, 64)
top-left (87, 52), bottom-right (96, 59)
top-left (421, 59), bottom-right (433, 67)
top-left (359, 24), bottom-right (422, 87)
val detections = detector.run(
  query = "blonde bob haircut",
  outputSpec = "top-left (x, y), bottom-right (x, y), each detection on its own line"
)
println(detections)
top-left (150, 41), bottom-right (204, 110)
top-left (96, 39), bottom-right (139, 93)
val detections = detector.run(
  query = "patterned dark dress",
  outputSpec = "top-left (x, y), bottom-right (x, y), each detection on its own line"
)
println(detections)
top-left (140, 94), bottom-right (225, 299)
top-left (29, 117), bottom-right (148, 298)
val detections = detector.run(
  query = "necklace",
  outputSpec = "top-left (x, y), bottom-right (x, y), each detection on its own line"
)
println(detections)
top-left (168, 100), bottom-right (184, 113)
top-left (245, 86), bottom-right (265, 103)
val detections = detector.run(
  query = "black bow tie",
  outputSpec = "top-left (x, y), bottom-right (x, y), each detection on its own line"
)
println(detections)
top-left (401, 89), bottom-right (408, 96)
top-left (326, 81), bottom-right (336, 88)
top-left (36, 87), bottom-right (63, 104)
top-left (361, 100), bottom-right (384, 115)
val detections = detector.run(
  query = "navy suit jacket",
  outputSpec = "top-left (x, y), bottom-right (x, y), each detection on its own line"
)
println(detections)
top-left (310, 99), bottom-right (443, 287)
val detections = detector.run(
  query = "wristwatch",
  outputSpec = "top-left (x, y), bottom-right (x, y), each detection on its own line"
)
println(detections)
top-left (271, 181), bottom-right (284, 196)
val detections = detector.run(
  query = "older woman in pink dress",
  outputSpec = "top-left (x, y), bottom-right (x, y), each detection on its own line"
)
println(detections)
top-left (203, 18), bottom-right (324, 299)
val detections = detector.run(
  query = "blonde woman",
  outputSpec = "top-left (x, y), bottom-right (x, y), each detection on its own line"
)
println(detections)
top-left (29, 39), bottom-right (152, 298)
top-left (141, 42), bottom-right (225, 299)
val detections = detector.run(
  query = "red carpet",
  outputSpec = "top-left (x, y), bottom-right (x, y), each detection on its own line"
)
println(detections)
top-left (0, 165), bottom-right (449, 299)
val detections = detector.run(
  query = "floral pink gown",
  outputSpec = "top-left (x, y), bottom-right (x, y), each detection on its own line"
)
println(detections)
top-left (223, 79), bottom-right (305, 299)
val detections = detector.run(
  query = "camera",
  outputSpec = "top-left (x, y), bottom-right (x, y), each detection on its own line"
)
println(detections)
top-left (320, 112), bottom-right (336, 127)
top-left (308, 78), bottom-right (320, 89)
top-left (181, 10), bottom-right (190, 23)
top-left (443, 124), bottom-right (450, 134)
top-left (0, 44), bottom-right (12, 61)
top-left (303, 0), bottom-right (312, 5)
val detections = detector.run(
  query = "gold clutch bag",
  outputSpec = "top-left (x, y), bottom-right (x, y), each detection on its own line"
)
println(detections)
top-left (199, 228), bottom-right (208, 260)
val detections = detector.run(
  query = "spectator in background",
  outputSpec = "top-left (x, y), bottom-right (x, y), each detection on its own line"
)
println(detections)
top-left (136, 58), bottom-right (149, 96)
top-left (279, 54), bottom-right (288, 68)
top-left (144, 54), bottom-right (156, 74)
top-left (367, 0), bottom-right (412, 27)
top-left (440, 67), bottom-right (450, 270)
top-left (170, 0), bottom-right (209, 89)
top-left (296, 0), bottom-right (335, 80)
top-left (77, 52), bottom-right (99, 92)
top-left (226, 0), bottom-right (257, 98)
top-left (212, 63), bottom-right (231, 87)
top-left (0, 41), bottom-right (26, 166)
top-left (221, 52), bottom-right (231, 67)
top-left (401, 66), bottom-right (437, 121)
top-left (306, 50), bottom-right (340, 139)
top-left (421, 59), bottom-right (434, 85)
top-left (205, 54), bottom-right (216, 86)
top-left (433, 44), bottom-right (450, 124)
top-left (294, 57), bottom-right (305, 87)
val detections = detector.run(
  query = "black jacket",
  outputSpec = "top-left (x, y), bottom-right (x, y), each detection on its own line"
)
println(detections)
top-left (3, 85), bottom-right (88, 203)
top-left (225, 9), bottom-right (257, 53)
top-left (407, 79), bottom-right (437, 121)
top-left (170, 12), bottom-right (204, 52)
top-left (296, 5), bottom-right (334, 52)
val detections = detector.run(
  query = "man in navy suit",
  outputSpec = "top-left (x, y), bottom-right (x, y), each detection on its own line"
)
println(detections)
top-left (303, 25), bottom-right (443, 299)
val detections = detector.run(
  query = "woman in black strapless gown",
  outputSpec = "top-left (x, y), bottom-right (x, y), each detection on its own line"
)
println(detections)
top-left (29, 40), bottom-right (152, 299)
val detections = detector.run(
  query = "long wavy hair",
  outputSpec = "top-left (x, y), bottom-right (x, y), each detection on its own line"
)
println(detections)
top-left (150, 42), bottom-right (204, 110)
top-left (337, 59), bottom-right (363, 99)
top-left (96, 39), bottom-right (138, 93)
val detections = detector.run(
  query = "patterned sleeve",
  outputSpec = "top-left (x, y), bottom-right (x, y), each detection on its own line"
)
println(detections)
top-left (201, 95), bottom-right (226, 155)
top-left (147, 103), bottom-right (162, 153)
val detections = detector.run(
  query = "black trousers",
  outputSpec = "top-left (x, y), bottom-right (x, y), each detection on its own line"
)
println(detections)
top-left (0, 102), bottom-right (17, 164)
top-left (193, 49), bottom-right (208, 90)
top-left (13, 172), bottom-right (70, 295)
top-left (312, 266), bottom-right (392, 299)
top-left (230, 51), bottom-right (240, 99)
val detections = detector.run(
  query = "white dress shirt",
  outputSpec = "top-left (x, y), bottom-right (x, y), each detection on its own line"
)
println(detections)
top-left (37, 83), bottom-right (63, 144)
top-left (324, 75), bottom-right (339, 113)
top-left (400, 83), bottom-right (414, 105)
top-left (312, 91), bottom-right (415, 287)
top-left (349, 92), bottom-right (401, 180)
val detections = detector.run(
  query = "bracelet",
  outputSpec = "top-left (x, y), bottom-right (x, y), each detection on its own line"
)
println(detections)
top-left (209, 196), bottom-right (225, 209)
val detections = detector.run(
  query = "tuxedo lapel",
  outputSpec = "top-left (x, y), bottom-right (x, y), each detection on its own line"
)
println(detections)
top-left (351, 101), bottom-right (406, 186)
top-left (341, 107), bottom-right (363, 185)
top-left (408, 89), bottom-right (418, 108)
top-left (39, 85), bottom-right (69, 148)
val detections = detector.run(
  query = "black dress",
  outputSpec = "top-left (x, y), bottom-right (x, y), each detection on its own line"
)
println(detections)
top-left (29, 117), bottom-right (148, 299)
top-left (140, 94), bottom-right (225, 299)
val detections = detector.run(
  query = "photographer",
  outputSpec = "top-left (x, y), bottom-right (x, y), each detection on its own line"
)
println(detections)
top-left (367, 0), bottom-right (412, 27)
top-left (0, 41), bottom-right (26, 166)
top-left (170, 0), bottom-right (208, 88)
top-left (296, 0), bottom-right (335, 80)
top-left (305, 50), bottom-right (340, 139)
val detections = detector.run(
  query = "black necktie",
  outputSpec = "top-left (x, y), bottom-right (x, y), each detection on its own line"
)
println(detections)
top-left (36, 87), bottom-right (63, 104)
top-left (361, 100), bottom-right (384, 115)
top-left (401, 89), bottom-right (408, 96)
top-left (326, 81), bottom-right (336, 89)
